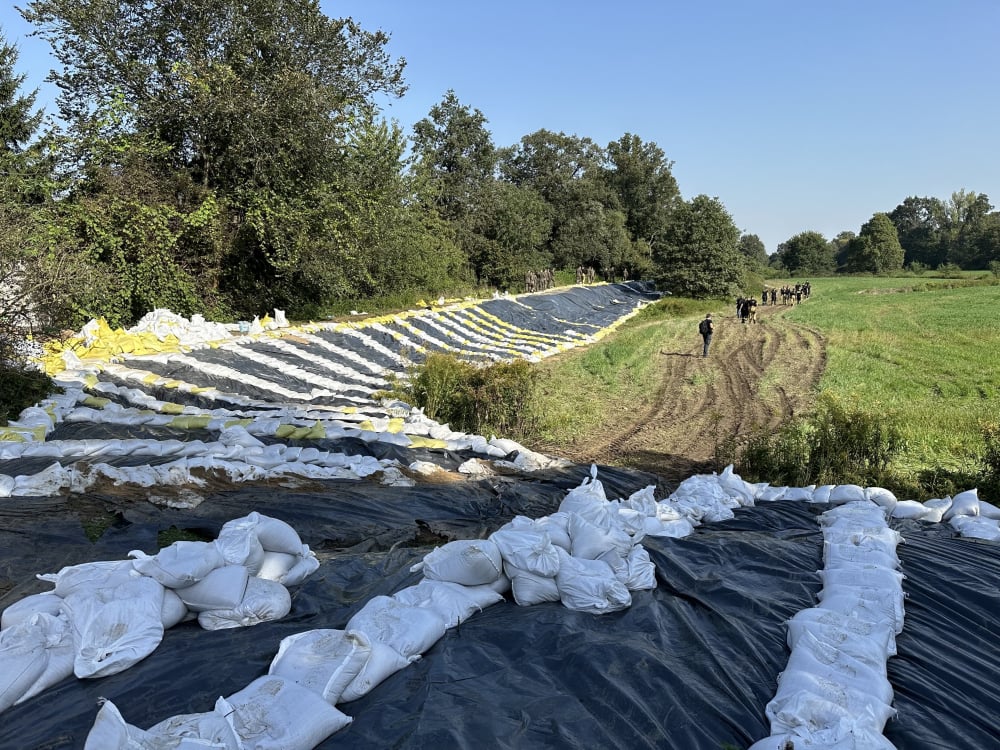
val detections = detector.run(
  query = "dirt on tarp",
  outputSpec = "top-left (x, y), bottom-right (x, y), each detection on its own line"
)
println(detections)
top-left (537, 303), bottom-right (826, 485)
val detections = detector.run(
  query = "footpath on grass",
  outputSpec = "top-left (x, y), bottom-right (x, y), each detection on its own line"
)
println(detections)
top-left (530, 301), bottom-right (827, 485)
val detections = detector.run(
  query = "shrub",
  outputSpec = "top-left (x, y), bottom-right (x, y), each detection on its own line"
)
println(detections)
top-left (727, 394), bottom-right (905, 489)
top-left (0, 364), bottom-right (54, 425)
top-left (391, 352), bottom-right (538, 440)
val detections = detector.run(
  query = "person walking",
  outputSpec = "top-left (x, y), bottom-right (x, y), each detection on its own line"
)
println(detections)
top-left (698, 313), bottom-right (714, 357)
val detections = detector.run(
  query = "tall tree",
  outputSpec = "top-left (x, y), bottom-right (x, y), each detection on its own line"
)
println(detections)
top-left (737, 233), bottom-right (768, 267)
top-left (602, 133), bottom-right (679, 249)
top-left (772, 231), bottom-right (834, 275)
top-left (21, 0), bottom-right (408, 318)
top-left (843, 212), bottom-right (904, 274)
top-left (888, 196), bottom-right (947, 268)
top-left (411, 90), bottom-right (496, 223)
top-left (653, 194), bottom-right (743, 298)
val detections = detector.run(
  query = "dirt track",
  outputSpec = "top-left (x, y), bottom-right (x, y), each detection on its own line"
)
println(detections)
top-left (544, 303), bottom-right (827, 489)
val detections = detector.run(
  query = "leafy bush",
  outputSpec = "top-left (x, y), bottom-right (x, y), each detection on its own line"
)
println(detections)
top-left (727, 394), bottom-right (905, 489)
top-left (978, 420), bottom-right (1000, 500)
top-left (0, 364), bottom-right (54, 425)
top-left (389, 353), bottom-right (538, 440)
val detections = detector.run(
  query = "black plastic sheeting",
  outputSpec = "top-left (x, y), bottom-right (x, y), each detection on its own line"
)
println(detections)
top-left (2, 472), bottom-right (1000, 749)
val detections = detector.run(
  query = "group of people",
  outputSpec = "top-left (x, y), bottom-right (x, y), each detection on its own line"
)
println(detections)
top-left (698, 281), bottom-right (814, 357)
top-left (524, 268), bottom-right (556, 292)
top-left (575, 266), bottom-right (597, 284)
top-left (761, 282), bottom-right (811, 306)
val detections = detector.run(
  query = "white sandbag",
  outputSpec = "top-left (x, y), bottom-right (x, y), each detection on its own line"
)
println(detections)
top-left (0, 617), bottom-right (50, 711)
top-left (346, 595), bottom-right (448, 659)
top-left (864, 487), bottom-right (897, 512)
top-left (339, 640), bottom-right (418, 703)
top-left (1, 591), bottom-right (64, 630)
top-left (144, 697), bottom-right (241, 749)
top-left (823, 541), bottom-right (899, 571)
top-left (161, 589), bottom-right (190, 629)
top-left (920, 497), bottom-right (951, 522)
top-left (504, 561), bottom-right (560, 606)
top-left (16, 612), bottom-right (75, 703)
top-left (949, 514), bottom-right (1000, 540)
top-left (614, 506), bottom-right (647, 539)
top-left (85, 700), bottom-right (158, 750)
top-left (130, 540), bottom-right (226, 589)
top-left (891, 499), bottom-right (933, 520)
top-left (812, 484), bottom-right (835, 504)
top-left (391, 579), bottom-right (504, 628)
top-left (554, 548), bottom-right (631, 615)
top-left (534, 513), bottom-right (572, 551)
top-left (568, 513), bottom-right (632, 561)
top-left (221, 675), bottom-right (352, 749)
top-left (820, 566), bottom-right (905, 591)
top-left (718, 464), bottom-right (756, 505)
top-left (277, 547), bottom-right (320, 587)
top-left (489, 527), bottom-right (560, 577)
top-left (269, 629), bottom-right (372, 704)
top-left (782, 486), bottom-right (815, 502)
top-left (643, 513), bottom-right (696, 538)
top-left (414, 539), bottom-right (503, 586)
top-left (787, 608), bottom-right (897, 662)
top-left (620, 545), bottom-right (657, 591)
top-left (757, 486), bottom-right (787, 502)
top-left (196, 576), bottom-right (292, 630)
top-left (748, 729), bottom-right (897, 750)
top-left (558, 476), bottom-right (612, 527)
top-left (214, 515), bottom-right (266, 575)
top-left (65, 574), bottom-right (166, 679)
top-left (768, 679), bottom-right (896, 735)
top-left (817, 590), bottom-right (905, 635)
top-left (943, 488), bottom-right (979, 520)
top-left (827, 484), bottom-right (866, 505)
top-left (978, 499), bottom-right (1000, 520)
top-left (255, 514), bottom-right (306, 554)
top-left (38, 559), bottom-right (136, 598)
top-left (622, 485), bottom-right (658, 516)
top-left (176, 565), bottom-right (250, 613)
top-left (256, 551), bottom-right (298, 582)
top-left (782, 638), bottom-right (894, 707)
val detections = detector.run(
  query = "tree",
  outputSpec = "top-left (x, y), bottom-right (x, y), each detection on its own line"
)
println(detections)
top-left (411, 90), bottom-right (497, 223)
top-left (602, 133), bottom-right (679, 249)
top-left (772, 231), bottom-right (834, 275)
top-left (843, 212), bottom-right (904, 274)
top-left (888, 196), bottom-right (947, 268)
top-left (21, 0), bottom-right (408, 318)
top-left (737, 233), bottom-right (768, 267)
top-left (653, 195), bottom-right (743, 298)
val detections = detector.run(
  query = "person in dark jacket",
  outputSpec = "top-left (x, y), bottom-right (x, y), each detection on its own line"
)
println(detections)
top-left (698, 313), bottom-right (714, 357)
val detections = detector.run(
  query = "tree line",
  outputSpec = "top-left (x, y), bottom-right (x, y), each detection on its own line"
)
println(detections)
top-left (769, 190), bottom-right (1000, 276)
top-left (0, 0), bottom-right (753, 343)
top-left (3, 0), bottom-right (998, 352)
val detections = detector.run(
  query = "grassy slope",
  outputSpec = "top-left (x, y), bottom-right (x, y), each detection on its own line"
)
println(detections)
top-left (780, 276), bottom-right (1000, 475)
top-left (531, 274), bottom-right (1000, 487)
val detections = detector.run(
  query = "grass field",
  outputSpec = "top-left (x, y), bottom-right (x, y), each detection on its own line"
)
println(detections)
top-left (780, 275), bottom-right (1000, 477)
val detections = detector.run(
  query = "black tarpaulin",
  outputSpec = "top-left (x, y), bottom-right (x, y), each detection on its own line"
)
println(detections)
top-left (3, 472), bottom-right (999, 750)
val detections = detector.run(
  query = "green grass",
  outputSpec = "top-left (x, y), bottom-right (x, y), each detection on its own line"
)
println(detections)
top-left (780, 275), bottom-right (1000, 478)
top-left (531, 297), bottom-right (721, 445)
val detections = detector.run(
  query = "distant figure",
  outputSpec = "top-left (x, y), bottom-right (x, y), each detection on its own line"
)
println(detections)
top-left (698, 313), bottom-right (714, 357)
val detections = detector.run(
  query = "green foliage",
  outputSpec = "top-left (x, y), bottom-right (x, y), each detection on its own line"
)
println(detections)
top-left (978, 420), bottom-right (1000, 500)
top-left (0, 364), bottom-right (54, 425)
top-left (772, 231), bottom-right (835, 275)
top-left (729, 394), bottom-right (905, 488)
top-left (653, 194), bottom-right (744, 298)
top-left (843, 212), bottom-right (904, 274)
top-left (395, 353), bottom-right (538, 439)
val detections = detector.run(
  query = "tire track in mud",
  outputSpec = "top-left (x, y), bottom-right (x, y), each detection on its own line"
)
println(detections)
top-left (556, 305), bottom-right (826, 488)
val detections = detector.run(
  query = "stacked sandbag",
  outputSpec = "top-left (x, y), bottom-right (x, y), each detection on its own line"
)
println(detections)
top-left (750, 500), bottom-right (904, 750)
top-left (0, 512), bottom-right (317, 714)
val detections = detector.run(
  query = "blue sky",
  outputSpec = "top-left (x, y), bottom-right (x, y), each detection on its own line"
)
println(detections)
top-left (4, 0), bottom-right (999, 253)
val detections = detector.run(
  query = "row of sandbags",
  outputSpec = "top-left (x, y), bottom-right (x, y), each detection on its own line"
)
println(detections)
top-left (82, 468), bottom-right (679, 748)
top-left (750, 500), bottom-right (905, 749)
top-left (0, 512), bottom-right (317, 714)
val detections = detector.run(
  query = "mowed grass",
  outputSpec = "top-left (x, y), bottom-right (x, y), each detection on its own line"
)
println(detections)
top-left (779, 275), bottom-right (1000, 475)
top-left (531, 297), bottom-right (718, 445)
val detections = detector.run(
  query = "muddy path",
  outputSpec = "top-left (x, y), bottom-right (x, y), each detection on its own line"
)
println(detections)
top-left (542, 303), bottom-right (827, 490)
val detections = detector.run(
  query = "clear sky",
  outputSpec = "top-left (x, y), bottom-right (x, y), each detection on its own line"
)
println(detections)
top-left (4, 0), bottom-right (999, 253)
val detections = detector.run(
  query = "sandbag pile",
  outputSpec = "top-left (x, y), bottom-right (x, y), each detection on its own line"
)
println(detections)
top-left (749, 499), bottom-right (904, 749)
top-left (0, 512), bottom-right (317, 714)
